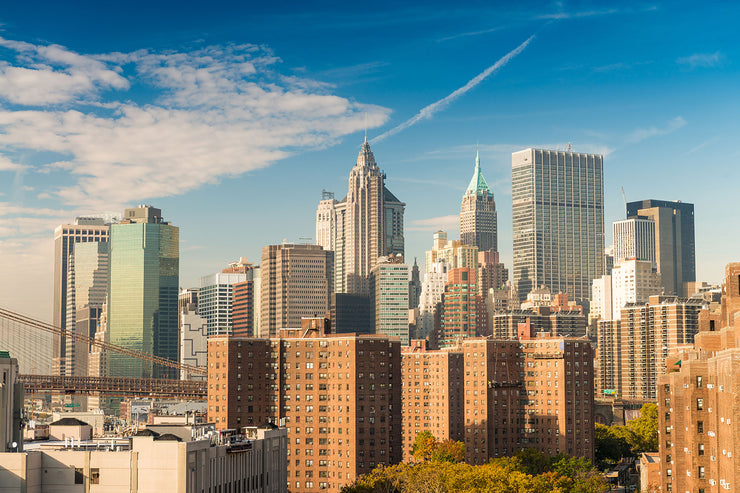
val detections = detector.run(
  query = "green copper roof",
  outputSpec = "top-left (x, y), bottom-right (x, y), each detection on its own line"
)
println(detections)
top-left (465, 149), bottom-right (491, 196)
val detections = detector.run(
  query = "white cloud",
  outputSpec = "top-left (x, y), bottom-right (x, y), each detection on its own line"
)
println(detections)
top-left (407, 214), bottom-right (459, 232)
top-left (677, 52), bottom-right (724, 69)
top-left (0, 38), bottom-right (391, 209)
top-left (626, 116), bottom-right (686, 143)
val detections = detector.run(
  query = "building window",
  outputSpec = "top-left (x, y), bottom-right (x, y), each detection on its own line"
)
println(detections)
top-left (75, 468), bottom-right (84, 484)
top-left (698, 444), bottom-right (705, 456)
top-left (91, 469), bottom-right (100, 484)
top-left (697, 421), bottom-right (704, 434)
top-left (697, 398), bottom-right (704, 410)
top-left (698, 466), bottom-right (705, 479)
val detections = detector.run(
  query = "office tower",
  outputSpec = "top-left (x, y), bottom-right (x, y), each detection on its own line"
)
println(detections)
top-left (610, 259), bottom-right (662, 319)
top-left (315, 190), bottom-right (337, 251)
top-left (107, 205), bottom-right (179, 379)
top-left (208, 318), bottom-right (402, 493)
top-left (53, 217), bottom-right (112, 375)
top-left (417, 260), bottom-right (449, 339)
top-left (657, 263), bottom-right (740, 493)
top-left (64, 241), bottom-right (109, 377)
top-left (0, 352), bottom-right (23, 452)
top-left (179, 307), bottom-right (207, 381)
top-left (408, 258), bottom-right (421, 309)
top-left (460, 149), bottom-right (498, 253)
top-left (627, 199), bottom-right (696, 295)
top-left (259, 243), bottom-right (333, 337)
top-left (178, 288), bottom-right (198, 314)
top-left (487, 281), bottom-right (519, 313)
top-left (425, 232), bottom-right (478, 274)
top-left (331, 293), bottom-right (374, 334)
top-left (590, 275), bottom-right (613, 323)
top-left (597, 295), bottom-right (705, 401)
top-left (477, 250), bottom-right (508, 297)
top-left (511, 148), bottom-right (604, 302)
top-left (437, 267), bottom-right (477, 347)
top-left (604, 245), bottom-right (615, 275)
top-left (87, 299), bottom-right (108, 411)
top-left (490, 307), bottom-right (586, 340)
top-left (316, 139), bottom-right (405, 295)
top-left (613, 217), bottom-right (655, 264)
top-left (370, 255), bottom-right (410, 345)
top-left (232, 274), bottom-right (258, 338)
top-left (199, 259), bottom-right (256, 336)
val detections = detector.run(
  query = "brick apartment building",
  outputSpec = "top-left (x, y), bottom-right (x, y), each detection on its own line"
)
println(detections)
top-left (657, 263), bottom-right (740, 493)
top-left (208, 317), bottom-right (401, 493)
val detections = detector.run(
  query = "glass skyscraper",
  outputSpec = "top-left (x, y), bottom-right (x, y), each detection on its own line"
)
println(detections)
top-left (107, 206), bottom-right (179, 379)
top-left (512, 148), bottom-right (604, 302)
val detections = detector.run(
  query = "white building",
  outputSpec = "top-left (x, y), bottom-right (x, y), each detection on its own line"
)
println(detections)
top-left (613, 217), bottom-right (655, 264)
top-left (590, 275), bottom-right (613, 323)
top-left (417, 260), bottom-right (449, 338)
top-left (315, 191), bottom-right (337, 252)
top-left (199, 267), bottom-right (255, 336)
top-left (180, 312), bottom-right (207, 380)
top-left (611, 259), bottom-right (662, 320)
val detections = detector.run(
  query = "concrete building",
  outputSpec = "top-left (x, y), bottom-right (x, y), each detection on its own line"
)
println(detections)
top-left (317, 140), bottom-right (405, 296)
top-left (370, 255), bottom-right (410, 345)
top-left (590, 274), bottom-right (613, 324)
top-left (597, 295), bottom-right (705, 400)
top-left (627, 199), bottom-right (695, 295)
top-left (208, 319), bottom-right (402, 493)
top-left (460, 149), bottom-right (498, 253)
top-left (613, 217), bottom-right (655, 264)
top-left (232, 269), bottom-right (260, 337)
top-left (199, 259), bottom-right (257, 336)
top-left (657, 263), bottom-right (740, 493)
top-left (0, 425), bottom-right (287, 493)
top-left (486, 282), bottom-right (519, 314)
top-left (107, 206), bottom-right (179, 380)
top-left (437, 268), bottom-right (478, 348)
top-left (477, 250), bottom-right (508, 298)
top-left (0, 352), bottom-right (23, 452)
top-left (490, 308), bottom-right (587, 340)
top-left (259, 243), bottom-right (333, 338)
top-left (417, 259), bottom-right (449, 339)
top-left (330, 294), bottom-right (373, 335)
top-left (425, 233), bottom-right (478, 275)
top-left (512, 148), bottom-right (604, 302)
top-left (408, 258), bottom-right (421, 309)
top-left (179, 310), bottom-right (207, 381)
top-left (53, 217), bottom-right (113, 375)
top-left (611, 259), bottom-right (663, 320)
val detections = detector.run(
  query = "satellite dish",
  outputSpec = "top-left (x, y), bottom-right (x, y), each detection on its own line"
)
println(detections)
top-left (11, 442), bottom-right (17, 449)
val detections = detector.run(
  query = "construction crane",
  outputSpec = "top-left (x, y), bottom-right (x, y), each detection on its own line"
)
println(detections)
top-left (0, 307), bottom-right (206, 376)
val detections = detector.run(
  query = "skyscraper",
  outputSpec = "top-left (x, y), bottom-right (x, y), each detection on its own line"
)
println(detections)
top-left (107, 206), bottom-right (179, 379)
top-left (370, 255), bottom-right (410, 345)
top-left (512, 148), bottom-right (605, 302)
top-left (626, 199), bottom-right (696, 295)
top-left (613, 217), bottom-right (655, 264)
top-left (198, 259), bottom-right (256, 336)
top-left (437, 267), bottom-right (477, 347)
top-left (316, 139), bottom-right (405, 295)
top-left (53, 217), bottom-right (112, 375)
top-left (460, 149), bottom-right (497, 253)
top-left (259, 243), bottom-right (333, 337)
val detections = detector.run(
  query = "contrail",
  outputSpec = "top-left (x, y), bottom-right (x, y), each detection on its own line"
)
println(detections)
top-left (371, 35), bottom-right (535, 144)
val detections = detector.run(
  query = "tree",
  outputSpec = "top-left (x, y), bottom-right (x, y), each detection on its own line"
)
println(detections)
top-left (412, 431), bottom-right (439, 462)
top-left (628, 403), bottom-right (659, 452)
top-left (432, 439), bottom-right (465, 463)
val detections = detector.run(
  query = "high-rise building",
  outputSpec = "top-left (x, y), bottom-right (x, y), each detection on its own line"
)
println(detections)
top-left (107, 205), bottom-right (179, 379)
top-left (477, 250), bottom-right (508, 297)
top-left (613, 217), bottom-right (655, 264)
top-left (53, 217), bottom-right (112, 375)
top-left (64, 241), bottom-right (109, 377)
top-left (626, 199), bottom-right (696, 295)
top-left (316, 139), bottom-right (405, 295)
top-left (232, 273), bottom-right (258, 338)
top-left (370, 255), bottom-right (410, 345)
top-left (208, 319), bottom-right (402, 493)
top-left (437, 267), bottom-right (477, 347)
top-left (460, 149), bottom-right (497, 253)
top-left (259, 243), bottom-right (333, 337)
top-left (590, 274), bottom-right (613, 323)
top-left (408, 258), bottom-right (421, 309)
top-left (199, 259), bottom-right (256, 336)
top-left (425, 233), bottom-right (478, 274)
top-left (331, 293), bottom-right (373, 335)
top-left (511, 148), bottom-right (604, 302)
top-left (0, 351), bottom-right (23, 452)
top-left (657, 263), bottom-right (740, 493)
top-left (179, 307), bottom-right (207, 381)
top-left (417, 260), bottom-right (449, 339)
top-left (611, 259), bottom-right (662, 319)
top-left (597, 295), bottom-right (705, 400)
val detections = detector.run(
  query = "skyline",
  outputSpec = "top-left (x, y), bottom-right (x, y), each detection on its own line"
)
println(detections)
top-left (1, 1), bottom-right (739, 319)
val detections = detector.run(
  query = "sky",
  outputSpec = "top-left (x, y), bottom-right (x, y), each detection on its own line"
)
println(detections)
top-left (0, 0), bottom-right (738, 320)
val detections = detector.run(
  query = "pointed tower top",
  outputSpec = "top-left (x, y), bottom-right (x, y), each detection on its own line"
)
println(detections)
top-left (465, 148), bottom-right (491, 196)
top-left (356, 139), bottom-right (377, 168)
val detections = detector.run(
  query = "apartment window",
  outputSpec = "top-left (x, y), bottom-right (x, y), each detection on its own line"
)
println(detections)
top-left (697, 398), bottom-right (704, 410)
top-left (666, 469), bottom-right (671, 477)
top-left (75, 468), bottom-right (84, 484)
top-left (698, 466), bottom-right (705, 479)
top-left (697, 421), bottom-right (704, 434)
top-left (698, 444), bottom-right (705, 456)
top-left (91, 469), bottom-right (100, 484)
top-left (697, 376), bottom-right (703, 388)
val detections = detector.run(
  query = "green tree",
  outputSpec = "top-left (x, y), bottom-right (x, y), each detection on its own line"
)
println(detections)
top-left (431, 439), bottom-right (465, 463)
top-left (412, 431), bottom-right (439, 462)
top-left (628, 403), bottom-right (659, 452)
top-left (594, 423), bottom-right (632, 467)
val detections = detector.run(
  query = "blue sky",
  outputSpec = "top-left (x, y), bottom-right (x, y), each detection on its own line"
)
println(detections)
top-left (0, 1), bottom-right (738, 319)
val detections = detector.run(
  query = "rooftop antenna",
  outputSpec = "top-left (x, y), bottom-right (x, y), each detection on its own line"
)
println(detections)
top-left (621, 187), bottom-right (627, 216)
top-left (364, 113), bottom-right (367, 143)
top-left (565, 142), bottom-right (573, 151)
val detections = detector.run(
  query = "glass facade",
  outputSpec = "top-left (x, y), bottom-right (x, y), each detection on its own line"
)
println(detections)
top-left (512, 149), bottom-right (604, 302)
top-left (108, 221), bottom-right (179, 379)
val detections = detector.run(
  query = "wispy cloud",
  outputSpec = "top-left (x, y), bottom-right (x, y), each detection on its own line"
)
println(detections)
top-left (438, 26), bottom-right (502, 42)
top-left (677, 52), bottom-right (724, 69)
top-left (0, 38), bottom-right (392, 209)
top-left (316, 61), bottom-right (390, 81)
top-left (407, 214), bottom-right (459, 232)
top-left (626, 116), bottom-right (687, 143)
top-left (536, 8), bottom-right (618, 20)
top-left (687, 134), bottom-right (722, 154)
top-left (371, 35), bottom-right (534, 143)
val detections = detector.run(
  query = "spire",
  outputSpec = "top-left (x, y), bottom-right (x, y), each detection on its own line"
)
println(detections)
top-left (356, 139), bottom-right (377, 168)
top-left (465, 148), bottom-right (491, 196)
